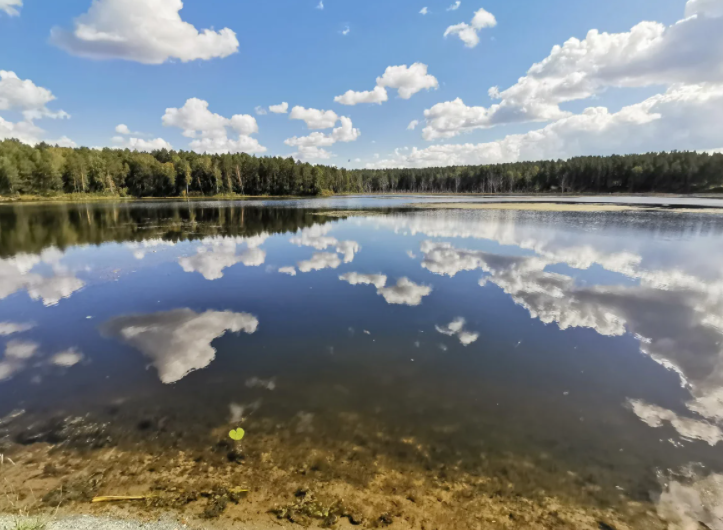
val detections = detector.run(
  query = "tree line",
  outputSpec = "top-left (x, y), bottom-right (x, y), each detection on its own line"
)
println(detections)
top-left (0, 203), bottom-right (330, 257)
top-left (1, 138), bottom-right (722, 197)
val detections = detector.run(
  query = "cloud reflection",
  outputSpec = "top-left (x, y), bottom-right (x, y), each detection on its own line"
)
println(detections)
top-left (291, 225), bottom-right (360, 263)
top-left (179, 235), bottom-right (268, 280)
top-left (0, 249), bottom-right (84, 306)
top-left (101, 308), bottom-right (258, 384)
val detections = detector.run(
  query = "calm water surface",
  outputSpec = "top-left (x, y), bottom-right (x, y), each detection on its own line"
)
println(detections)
top-left (1, 200), bottom-right (723, 525)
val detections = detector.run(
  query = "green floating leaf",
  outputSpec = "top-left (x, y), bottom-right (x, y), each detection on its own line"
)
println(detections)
top-left (229, 427), bottom-right (245, 441)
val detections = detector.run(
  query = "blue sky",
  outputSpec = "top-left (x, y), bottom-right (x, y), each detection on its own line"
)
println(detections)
top-left (0, 0), bottom-right (720, 168)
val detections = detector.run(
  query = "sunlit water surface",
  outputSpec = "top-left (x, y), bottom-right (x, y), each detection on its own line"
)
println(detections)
top-left (1, 200), bottom-right (723, 527)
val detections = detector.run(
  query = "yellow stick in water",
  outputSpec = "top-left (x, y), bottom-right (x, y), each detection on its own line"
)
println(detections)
top-left (92, 495), bottom-right (151, 503)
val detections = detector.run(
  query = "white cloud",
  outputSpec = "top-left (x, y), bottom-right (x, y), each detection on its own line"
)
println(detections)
top-left (112, 136), bottom-right (172, 151)
top-left (179, 236), bottom-right (267, 280)
top-left (290, 225), bottom-right (360, 261)
top-left (378, 63), bottom-right (439, 100)
top-left (446, 1), bottom-right (461, 10)
top-left (0, 251), bottom-right (85, 306)
top-left (50, 348), bottom-right (84, 367)
top-left (0, 322), bottom-right (35, 336)
top-left (316, 0), bottom-right (324, 9)
top-left (162, 98), bottom-right (266, 154)
top-left (370, 83), bottom-right (723, 168)
top-left (377, 278), bottom-right (432, 306)
top-left (436, 317), bottom-right (465, 335)
top-left (285, 119), bottom-right (359, 160)
top-left (298, 252), bottom-right (342, 272)
top-left (115, 124), bottom-right (131, 135)
top-left (334, 63), bottom-right (438, 106)
top-left (269, 102), bottom-right (289, 114)
top-left (339, 272), bottom-right (387, 289)
top-left (436, 317), bottom-right (479, 345)
top-left (0, 340), bottom-right (38, 381)
top-left (289, 106), bottom-right (339, 129)
top-left (419, 6), bottom-right (428, 14)
top-left (340, 273), bottom-right (431, 306)
top-left (334, 86), bottom-right (389, 106)
top-left (431, 3), bottom-right (723, 139)
top-left (655, 470), bottom-right (723, 530)
top-left (407, 120), bottom-right (419, 130)
top-left (444, 8), bottom-right (496, 48)
top-left (0, 70), bottom-right (69, 121)
top-left (278, 266), bottom-right (297, 276)
top-left (629, 400), bottom-right (723, 446)
top-left (50, 0), bottom-right (239, 64)
top-left (254, 106), bottom-right (267, 115)
top-left (101, 308), bottom-right (258, 384)
top-left (0, 0), bottom-right (22, 16)
top-left (686, 0), bottom-right (723, 19)
top-left (295, 146), bottom-right (333, 160)
top-left (285, 116), bottom-right (360, 150)
top-left (342, 25), bottom-right (350, 36)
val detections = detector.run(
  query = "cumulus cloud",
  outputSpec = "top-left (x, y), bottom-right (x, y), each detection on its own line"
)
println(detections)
top-left (429, 2), bottom-right (723, 139)
top-left (269, 102), bottom-right (289, 114)
top-left (416, 233), bottom-right (723, 436)
top-left (447, 1), bottom-right (461, 10)
top-left (289, 106), bottom-right (339, 129)
top-left (298, 252), bottom-right (342, 272)
top-left (294, 145), bottom-right (333, 160)
top-left (655, 469), bottom-right (723, 530)
top-left (254, 106), bottom-right (267, 116)
top-left (629, 399), bottom-right (723, 446)
top-left (436, 317), bottom-right (479, 345)
top-left (290, 225), bottom-right (360, 262)
top-left (377, 278), bottom-right (432, 306)
top-left (278, 266), bottom-right (297, 276)
top-left (444, 8), bottom-right (496, 48)
top-left (369, 83), bottom-right (723, 168)
top-left (0, 0), bottom-right (22, 16)
top-left (407, 120), bottom-right (419, 130)
top-left (0, 251), bottom-right (85, 306)
top-left (285, 116), bottom-right (360, 160)
top-left (340, 273), bottom-right (431, 306)
top-left (126, 238), bottom-right (177, 260)
top-left (179, 235), bottom-right (268, 280)
top-left (339, 272), bottom-right (388, 289)
top-left (334, 86), bottom-right (389, 106)
top-left (334, 63), bottom-right (438, 106)
top-left (50, 0), bottom-right (239, 64)
top-left (0, 71), bottom-right (69, 121)
top-left (419, 6), bottom-right (428, 14)
top-left (112, 136), bottom-right (172, 151)
top-left (101, 308), bottom-right (258, 384)
top-left (162, 98), bottom-right (265, 154)
top-left (0, 340), bottom-right (39, 381)
top-left (0, 322), bottom-right (35, 336)
top-left (50, 347), bottom-right (84, 367)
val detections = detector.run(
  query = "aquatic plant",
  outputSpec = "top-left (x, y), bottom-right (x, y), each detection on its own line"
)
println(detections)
top-left (229, 427), bottom-right (245, 441)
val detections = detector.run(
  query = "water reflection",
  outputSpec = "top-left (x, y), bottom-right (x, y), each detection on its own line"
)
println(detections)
top-left (0, 203), bottom-right (723, 528)
top-left (101, 308), bottom-right (259, 384)
top-left (179, 235), bottom-right (268, 280)
top-left (0, 249), bottom-right (84, 306)
top-left (340, 272), bottom-right (432, 306)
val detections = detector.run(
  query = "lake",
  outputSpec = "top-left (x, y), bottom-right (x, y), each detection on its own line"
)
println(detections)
top-left (1, 198), bottom-right (723, 529)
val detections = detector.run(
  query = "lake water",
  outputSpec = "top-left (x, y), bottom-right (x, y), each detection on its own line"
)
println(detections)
top-left (1, 199), bottom-right (723, 529)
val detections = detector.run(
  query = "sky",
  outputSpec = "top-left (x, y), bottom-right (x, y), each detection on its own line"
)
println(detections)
top-left (0, 0), bottom-right (721, 169)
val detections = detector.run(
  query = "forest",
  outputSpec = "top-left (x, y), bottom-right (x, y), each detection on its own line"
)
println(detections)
top-left (1, 138), bottom-right (722, 197)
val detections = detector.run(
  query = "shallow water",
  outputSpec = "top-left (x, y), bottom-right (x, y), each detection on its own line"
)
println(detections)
top-left (1, 200), bottom-right (723, 527)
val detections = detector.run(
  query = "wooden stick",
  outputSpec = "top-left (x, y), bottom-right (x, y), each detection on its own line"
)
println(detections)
top-left (92, 495), bottom-right (151, 503)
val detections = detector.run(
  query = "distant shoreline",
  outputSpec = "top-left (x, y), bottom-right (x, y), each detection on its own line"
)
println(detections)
top-left (2, 191), bottom-right (723, 205)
